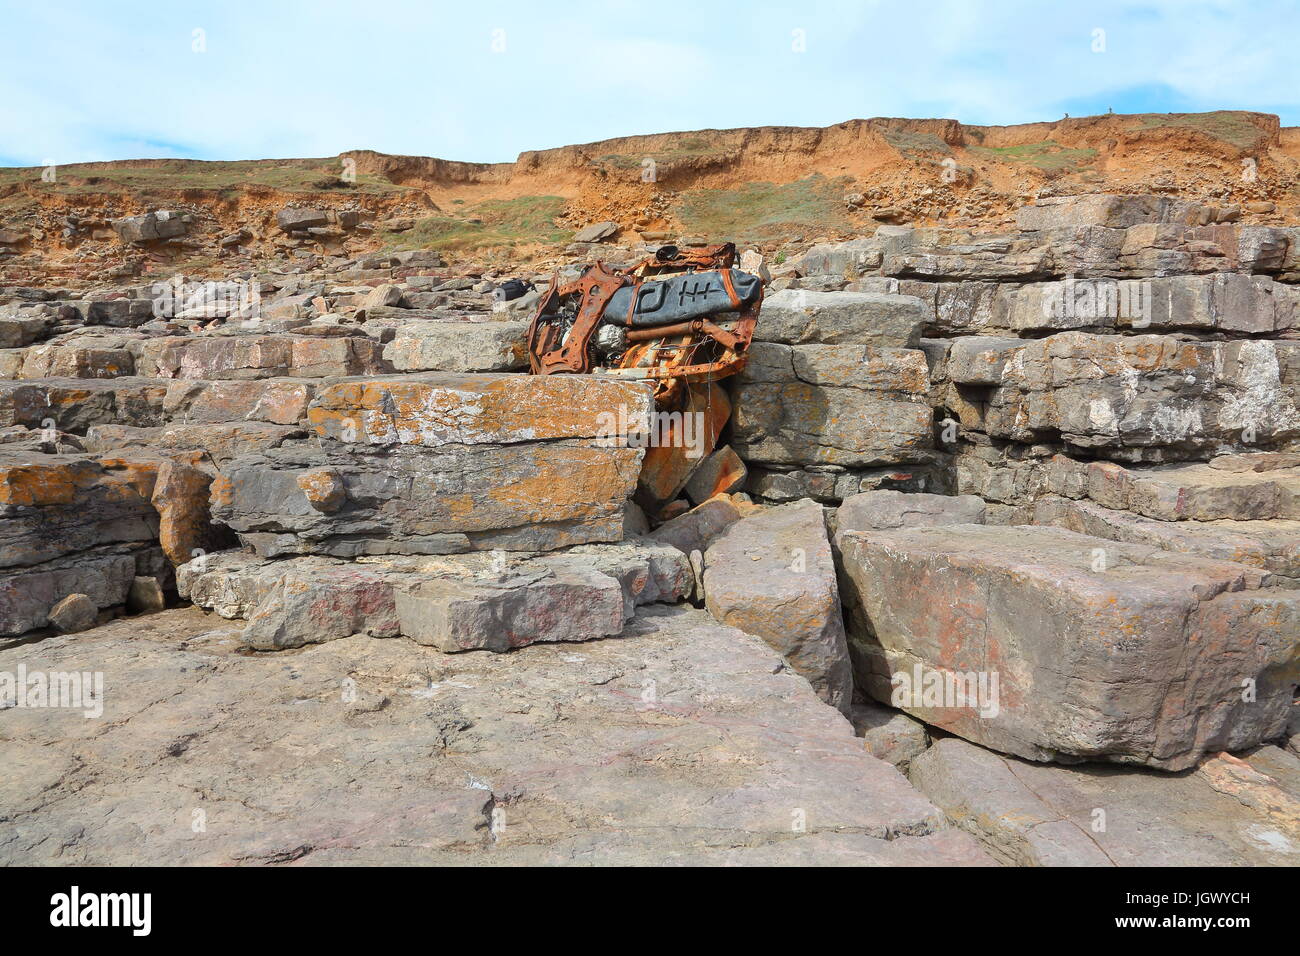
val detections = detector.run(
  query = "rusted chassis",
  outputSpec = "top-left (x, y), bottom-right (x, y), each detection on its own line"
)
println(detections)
top-left (525, 242), bottom-right (764, 514)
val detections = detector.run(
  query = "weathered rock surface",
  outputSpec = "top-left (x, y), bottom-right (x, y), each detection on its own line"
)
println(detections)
top-left (683, 444), bottom-right (747, 505)
top-left (839, 524), bottom-right (1299, 770)
top-left (46, 592), bottom-right (98, 632)
top-left (835, 489), bottom-right (986, 535)
top-left (180, 538), bottom-right (692, 652)
top-left (731, 342), bottom-right (934, 467)
top-left (211, 373), bottom-right (652, 557)
top-left (944, 332), bottom-right (1300, 460)
top-left (385, 321), bottom-right (527, 373)
top-left (0, 547), bottom-right (138, 635)
top-left (850, 702), bottom-right (930, 772)
top-left (0, 377), bottom-right (167, 431)
top-left (755, 290), bottom-right (926, 347)
top-left (911, 737), bottom-right (1300, 866)
top-left (0, 605), bottom-right (991, 866)
top-left (647, 494), bottom-right (748, 556)
top-left (137, 334), bottom-right (390, 380)
top-left (703, 499), bottom-right (853, 714)
top-left (1031, 496), bottom-right (1300, 583)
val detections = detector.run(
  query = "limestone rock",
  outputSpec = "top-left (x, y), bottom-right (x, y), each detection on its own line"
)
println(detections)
top-left (163, 379), bottom-right (315, 425)
top-left (1031, 495), bottom-right (1300, 583)
top-left (137, 335), bottom-right (389, 380)
top-left (384, 321), bottom-right (527, 373)
top-left (836, 490), bottom-right (986, 535)
top-left (0, 605), bottom-right (990, 865)
top-left (704, 499), bottom-right (853, 714)
top-left (732, 342), bottom-right (934, 468)
top-left (755, 290), bottom-right (925, 347)
top-left (572, 221), bottom-right (618, 243)
top-left (1016, 194), bottom-right (1216, 231)
top-left (945, 332), bottom-right (1300, 459)
top-left (112, 211), bottom-right (187, 244)
top-left (911, 737), bottom-right (1300, 866)
top-left (276, 208), bottom-right (329, 233)
top-left (47, 592), bottom-right (98, 632)
top-left (126, 575), bottom-right (166, 613)
top-left (839, 523), bottom-right (1299, 770)
top-left (361, 284), bottom-right (404, 309)
top-left (683, 444), bottom-right (747, 505)
top-left (0, 548), bottom-right (137, 635)
top-left (647, 494), bottom-right (747, 555)
top-left (180, 539), bottom-right (692, 652)
top-left (850, 702), bottom-right (930, 772)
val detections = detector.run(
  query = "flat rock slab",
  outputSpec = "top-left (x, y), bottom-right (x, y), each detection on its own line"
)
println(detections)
top-left (179, 540), bottom-right (692, 652)
top-left (136, 334), bottom-right (390, 381)
top-left (1043, 455), bottom-right (1300, 522)
top-left (0, 605), bottom-right (990, 866)
top-left (834, 490), bottom-right (986, 536)
top-left (838, 524), bottom-right (1299, 770)
top-left (911, 737), bottom-right (1300, 866)
top-left (1031, 495), bottom-right (1300, 583)
top-left (704, 499), bottom-right (853, 713)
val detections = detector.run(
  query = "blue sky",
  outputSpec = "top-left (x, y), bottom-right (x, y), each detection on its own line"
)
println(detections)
top-left (1, 0), bottom-right (1297, 167)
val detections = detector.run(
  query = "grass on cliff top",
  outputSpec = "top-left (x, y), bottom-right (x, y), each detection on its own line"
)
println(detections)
top-left (883, 129), bottom-right (953, 156)
top-left (0, 159), bottom-right (406, 195)
top-left (1129, 112), bottom-right (1268, 151)
top-left (380, 195), bottom-right (572, 252)
top-left (596, 137), bottom-right (729, 170)
top-left (969, 140), bottom-right (1098, 172)
top-left (675, 175), bottom-right (852, 243)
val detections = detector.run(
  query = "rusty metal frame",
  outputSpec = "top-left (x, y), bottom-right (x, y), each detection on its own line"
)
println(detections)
top-left (525, 241), bottom-right (763, 400)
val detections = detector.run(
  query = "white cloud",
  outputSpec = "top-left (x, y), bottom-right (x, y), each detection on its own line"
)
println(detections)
top-left (0, 0), bottom-right (1295, 166)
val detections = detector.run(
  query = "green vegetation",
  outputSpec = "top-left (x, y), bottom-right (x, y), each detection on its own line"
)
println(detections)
top-left (675, 175), bottom-right (852, 244)
top-left (969, 140), bottom-right (1098, 172)
top-left (882, 129), bottom-right (952, 156)
top-left (1130, 112), bottom-right (1267, 151)
top-left (597, 137), bottom-right (729, 170)
top-left (380, 195), bottom-right (572, 252)
top-left (0, 158), bottom-right (408, 195)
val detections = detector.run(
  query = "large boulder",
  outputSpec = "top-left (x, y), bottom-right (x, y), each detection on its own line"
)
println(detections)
top-left (210, 373), bottom-right (653, 557)
top-left (111, 211), bottom-right (188, 244)
top-left (703, 499), bottom-right (853, 714)
top-left (276, 207), bottom-right (329, 233)
top-left (838, 523), bottom-right (1299, 770)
